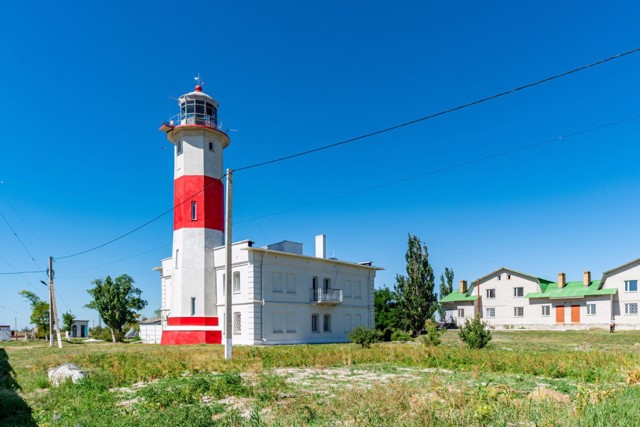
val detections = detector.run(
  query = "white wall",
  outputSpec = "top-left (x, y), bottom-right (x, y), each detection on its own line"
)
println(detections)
top-left (604, 260), bottom-right (640, 329)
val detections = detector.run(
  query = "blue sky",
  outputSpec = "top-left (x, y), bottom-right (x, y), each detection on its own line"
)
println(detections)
top-left (1, 1), bottom-right (640, 329)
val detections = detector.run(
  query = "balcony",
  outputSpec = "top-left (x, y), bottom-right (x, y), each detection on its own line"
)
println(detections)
top-left (310, 288), bottom-right (343, 305)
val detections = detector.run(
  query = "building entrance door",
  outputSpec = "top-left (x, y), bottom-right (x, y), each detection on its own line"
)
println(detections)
top-left (555, 305), bottom-right (565, 323)
top-left (571, 305), bottom-right (580, 323)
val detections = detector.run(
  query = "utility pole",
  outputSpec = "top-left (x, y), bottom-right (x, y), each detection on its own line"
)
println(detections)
top-left (48, 271), bottom-right (53, 347)
top-left (224, 168), bottom-right (233, 360)
top-left (48, 257), bottom-right (63, 348)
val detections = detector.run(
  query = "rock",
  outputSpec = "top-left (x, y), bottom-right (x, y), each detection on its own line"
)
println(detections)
top-left (48, 363), bottom-right (88, 387)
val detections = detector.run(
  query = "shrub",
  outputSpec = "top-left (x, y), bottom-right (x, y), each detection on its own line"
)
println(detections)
top-left (390, 329), bottom-right (413, 342)
top-left (349, 326), bottom-right (380, 348)
top-left (459, 316), bottom-right (492, 349)
top-left (381, 327), bottom-right (393, 342)
top-left (421, 320), bottom-right (442, 347)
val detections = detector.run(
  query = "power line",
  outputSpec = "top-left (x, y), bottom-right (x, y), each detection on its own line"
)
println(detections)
top-left (0, 270), bottom-right (45, 275)
top-left (235, 114), bottom-right (640, 225)
top-left (56, 174), bottom-right (226, 260)
top-left (234, 47), bottom-right (640, 172)
top-left (0, 208), bottom-right (46, 275)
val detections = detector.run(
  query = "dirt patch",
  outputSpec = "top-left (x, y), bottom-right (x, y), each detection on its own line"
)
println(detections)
top-left (526, 387), bottom-right (570, 404)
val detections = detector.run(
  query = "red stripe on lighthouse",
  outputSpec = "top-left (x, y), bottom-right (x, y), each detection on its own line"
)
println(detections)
top-left (174, 175), bottom-right (224, 231)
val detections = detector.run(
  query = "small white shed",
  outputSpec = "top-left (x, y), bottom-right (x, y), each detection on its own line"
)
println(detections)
top-left (139, 318), bottom-right (162, 344)
top-left (0, 325), bottom-right (11, 341)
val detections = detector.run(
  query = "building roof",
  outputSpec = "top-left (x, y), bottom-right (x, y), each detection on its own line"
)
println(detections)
top-left (440, 290), bottom-right (478, 303)
top-left (139, 317), bottom-right (161, 325)
top-left (245, 247), bottom-right (384, 270)
top-left (526, 280), bottom-right (617, 299)
top-left (474, 267), bottom-right (552, 287)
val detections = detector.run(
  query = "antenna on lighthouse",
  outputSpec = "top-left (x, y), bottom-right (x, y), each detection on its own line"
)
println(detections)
top-left (194, 73), bottom-right (204, 87)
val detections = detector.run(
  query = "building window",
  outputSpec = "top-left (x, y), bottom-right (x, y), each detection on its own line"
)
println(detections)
top-left (177, 140), bottom-right (183, 155)
top-left (625, 280), bottom-right (638, 292)
top-left (175, 249), bottom-right (179, 269)
top-left (233, 312), bottom-right (241, 334)
top-left (457, 308), bottom-right (465, 318)
top-left (344, 314), bottom-right (352, 333)
top-left (222, 273), bottom-right (225, 295)
top-left (191, 201), bottom-right (197, 221)
top-left (323, 314), bottom-right (331, 332)
top-left (233, 271), bottom-right (240, 293)
top-left (485, 307), bottom-right (495, 318)
top-left (312, 276), bottom-right (318, 290)
top-left (343, 280), bottom-right (352, 298)
top-left (513, 287), bottom-right (524, 298)
top-left (587, 304), bottom-right (596, 316)
top-left (354, 281), bottom-right (362, 299)
top-left (323, 278), bottom-right (331, 291)
top-left (542, 305), bottom-right (551, 316)
top-left (486, 289), bottom-right (495, 299)
top-left (311, 313), bottom-right (319, 333)
top-left (208, 140), bottom-right (214, 151)
top-left (273, 313), bottom-right (283, 333)
top-left (286, 313), bottom-right (296, 333)
top-left (190, 297), bottom-right (196, 316)
top-left (625, 303), bottom-right (638, 315)
top-left (286, 273), bottom-right (296, 294)
top-left (514, 307), bottom-right (524, 317)
top-left (507, 274), bottom-right (511, 280)
top-left (273, 272), bottom-right (283, 293)
top-left (497, 275), bottom-right (501, 281)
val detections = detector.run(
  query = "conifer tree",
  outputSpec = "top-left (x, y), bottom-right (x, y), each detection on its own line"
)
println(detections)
top-left (394, 234), bottom-right (438, 334)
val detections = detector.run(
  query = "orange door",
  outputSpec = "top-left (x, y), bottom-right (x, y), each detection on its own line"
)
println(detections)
top-left (556, 305), bottom-right (565, 323)
top-left (571, 305), bottom-right (580, 323)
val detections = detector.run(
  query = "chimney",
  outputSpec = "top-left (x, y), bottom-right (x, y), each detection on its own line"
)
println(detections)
top-left (315, 234), bottom-right (326, 258)
top-left (558, 272), bottom-right (566, 288)
top-left (459, 280), bottom-right (467, 294)
top-left (584, 271), bottom-right (591, 287)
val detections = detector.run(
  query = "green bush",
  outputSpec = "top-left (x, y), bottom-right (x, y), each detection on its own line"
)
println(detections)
top-left (349, 326), bottom-right (380, 348)
top-left (390, 329), bottom-right (413, 342)
top-left (459, 316), bottom-right (492, 349)
top-left (421, 320), bottom-right (442, 346)
top-left (90, 326), bottom-right (112, 341)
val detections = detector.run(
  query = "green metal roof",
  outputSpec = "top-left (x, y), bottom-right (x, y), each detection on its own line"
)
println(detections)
top-left (525, 280), bottom-right (617, 299)
top-left (440, 290), bottom-right (478, 303)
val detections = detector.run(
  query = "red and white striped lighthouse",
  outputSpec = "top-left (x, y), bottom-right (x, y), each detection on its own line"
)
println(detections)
top-left (159, 83), bottom-right (230, 345)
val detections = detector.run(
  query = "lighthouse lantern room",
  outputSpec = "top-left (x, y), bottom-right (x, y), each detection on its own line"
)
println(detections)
top-left (159, 83), bottom-right (230, 345)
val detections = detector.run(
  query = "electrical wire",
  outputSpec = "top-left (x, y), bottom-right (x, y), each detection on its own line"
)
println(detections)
top-left (235, 114), bottom-right (640, 225)
top-left (56, 174), bottom-right (227, 260)
top-left (234, 47), bottom-right (640, 172)
top-left (0, 208), bottom-right (46, 275)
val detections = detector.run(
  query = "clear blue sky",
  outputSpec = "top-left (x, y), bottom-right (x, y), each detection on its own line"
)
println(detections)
top-left (2, 1), bottom-right (640, 329)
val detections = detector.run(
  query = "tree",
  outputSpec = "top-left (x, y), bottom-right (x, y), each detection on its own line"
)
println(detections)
top-left (394, 234), bottom-right (438, 335)
top-left (85, 274), bottom-right (147, 343)
top-left (62, 311), bottom-right (76, 340)
top-left (374, 286), bottom-right (399, 331)
top-left (438, 267), bottom-right (455, 321)
top-left (19, 290), bottom-right (49, 339)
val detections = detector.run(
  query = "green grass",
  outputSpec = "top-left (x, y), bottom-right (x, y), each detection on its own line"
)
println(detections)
top-left (3, 330), bottom-right (640, 425)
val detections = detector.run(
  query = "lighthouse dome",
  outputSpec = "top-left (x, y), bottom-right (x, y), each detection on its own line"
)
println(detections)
top-left (177, 85), bottom-right (219, 128)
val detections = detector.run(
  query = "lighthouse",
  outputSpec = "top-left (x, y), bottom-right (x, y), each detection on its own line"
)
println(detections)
top-left (159, 82), bottom-right (230, 345)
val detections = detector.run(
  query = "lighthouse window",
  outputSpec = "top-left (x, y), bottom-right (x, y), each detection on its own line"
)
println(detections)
top-left (191, 201), bottom-right (197, 221)
top-left (186, 101), bottom-right (195, 114)
top-left (190, 297), bottom-right (196, 316)
top-left (196, 100), bottom-right (205, 114)
top-left (206, 104), bottom-right (214, 117)
top-left (208, 141), bottom-right (214, 152)
top-left (176, 140), bottom-right (183, 155)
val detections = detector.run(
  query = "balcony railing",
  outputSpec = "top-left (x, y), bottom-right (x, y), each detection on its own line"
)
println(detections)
top-left (167, 113), bottom-right (223, 131)
top-left (310, 288), bottom-right (343, 305)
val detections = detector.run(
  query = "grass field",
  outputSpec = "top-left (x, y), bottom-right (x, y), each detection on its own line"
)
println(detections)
top-left (3, 330), bottom-right (640, 426)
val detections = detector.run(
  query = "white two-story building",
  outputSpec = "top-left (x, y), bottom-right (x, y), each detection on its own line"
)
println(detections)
top-left (441, 258), bottom-right (640, 330)
top-left (159, 235), bottom-right (380, 345)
